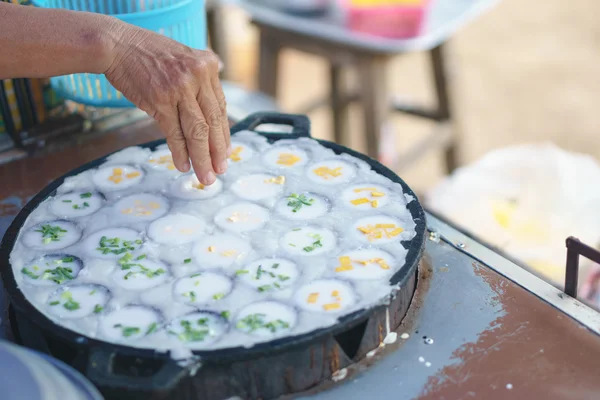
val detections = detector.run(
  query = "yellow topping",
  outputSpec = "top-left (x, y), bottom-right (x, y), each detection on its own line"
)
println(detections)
top-left (350, 198), bottom-right (370, 205)
top-left (264, 175), bottom-right (286, 185)
top-left (208, 246), bottom-right (216, 252)
top-left (323, 303), bottom-right (341, 311)
top-left (221, 250), bottom-right (238, 257)
top-left (123, 200), bottom-right (162, 217)
top-left (229, 146), bottom-right (243, 162)
top-left (113, 168), bottom-right (123, 176)
top-left (331, 290), bottom-right (340, 297)
top-left (149, 155), bottom-right (176, 171)
top-left (277, 153), bottom-right (302, 166)
top-left (371, 191), bottom-right (385, 197)
top-left (192, 182), bottom-right (205, 190)
top-left (335, 256), bottom-right (354, 272)
top-left (371, 200), bottom-right (379, 208)
top-left (126, 171), bottom-right (141, 179)
top-left (313, 166), bottom-right (342, 179)
top-left (353, 187), bottom-right (377, 193)
top-left (358, 224), bottom-right (404, 241)
top-left (307, 293), bottom-right (319, 304)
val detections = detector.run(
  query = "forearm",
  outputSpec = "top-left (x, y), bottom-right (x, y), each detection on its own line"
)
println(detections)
top-left (0, 2), bottom-right (123, 79)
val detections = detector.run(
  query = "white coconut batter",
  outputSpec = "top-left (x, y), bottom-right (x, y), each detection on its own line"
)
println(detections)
top-left (9, 130), bottom-right (417, 356)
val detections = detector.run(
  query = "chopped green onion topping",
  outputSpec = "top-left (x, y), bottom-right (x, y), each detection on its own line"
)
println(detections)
top-left (36, 224), bottom-right (67, 244)
top-left (80, 192), bottom-right (92, 198)
top-left (235, 269), bottom-right (249, 275)
top-left (303, 234), bottom-right (323, 252)
top-left (220, 311), bottom-right (230, 320)
top-left (257, 285), bottom-right (272, 292)
top-left (93, 305), bottom-right (103, 314)
top-left (287, 193), bottom-right (314, 213)
top-left (146, 322), bottom-right (158, 335)
top-left (113, 324), bottom-right (141, 337)
top-left (184, 258), bottom-right (192, 264)
top-left (49, 301), bottom-right (60, 306)
top-left (171, 320), bottom-right (210, 342)
top-left (213, 293), bottom-right (225, 300)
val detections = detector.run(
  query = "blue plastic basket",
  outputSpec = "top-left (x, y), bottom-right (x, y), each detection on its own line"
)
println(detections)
top-left (31, 0), bottom-right (207, 107)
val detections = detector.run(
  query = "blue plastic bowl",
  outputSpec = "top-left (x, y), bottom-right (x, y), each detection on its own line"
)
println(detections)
top-left (31, 0), bottom-right (207, 107)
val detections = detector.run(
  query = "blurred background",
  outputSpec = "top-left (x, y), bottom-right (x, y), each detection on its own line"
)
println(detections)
top-left (2, 0), bottom-right (600, 307)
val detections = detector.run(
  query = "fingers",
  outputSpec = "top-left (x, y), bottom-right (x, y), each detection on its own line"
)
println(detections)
top-left (198, 76), bottom-right (228, 175)
top-left (156, 107), bottom-right (190, 172)
top-left (210, 70), bottom-right (231, 156)
top-left (179, 97), bottom-right (215, 185)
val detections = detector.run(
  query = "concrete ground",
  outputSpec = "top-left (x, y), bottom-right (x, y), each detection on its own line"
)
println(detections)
top-left (223, 0), bottom-right (600, 195)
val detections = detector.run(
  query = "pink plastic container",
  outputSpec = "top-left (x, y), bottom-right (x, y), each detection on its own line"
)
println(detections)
top-left (343, 0), bottom-right (430, 39)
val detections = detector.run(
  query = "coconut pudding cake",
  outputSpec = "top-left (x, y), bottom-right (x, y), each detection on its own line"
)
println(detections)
top-left (9, 131), bottom-right (417, 355)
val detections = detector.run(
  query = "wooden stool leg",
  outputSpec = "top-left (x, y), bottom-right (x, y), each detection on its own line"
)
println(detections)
top-left (258, 29), bottom-right (281, 100)
top-left (330, 63), bottom-right (349, 145)
top-left (358, 56), bottom-right (388, 159)
top-left (206, 5), bottom-right (230, 80)
top-left (431, 43), bottom-right (458, 173)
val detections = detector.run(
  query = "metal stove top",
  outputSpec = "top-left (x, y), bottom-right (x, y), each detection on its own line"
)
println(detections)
top-left (1, 122), bottom-right (600, 400)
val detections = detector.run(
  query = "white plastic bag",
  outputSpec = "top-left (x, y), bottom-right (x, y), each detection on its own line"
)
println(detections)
top-left (426, 143), bottom-right (600, 289)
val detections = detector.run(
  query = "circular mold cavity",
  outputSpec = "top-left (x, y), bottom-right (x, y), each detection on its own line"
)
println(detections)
top-left (331, 249), bottom-right (398, 280)
top-left (228, 142), bottom-right (254, 164)
top-left (46, 284), bottom-right (110, 319)
top-left (146, 149), bottom-right (178, 172)
top-left (340, 184), bottom-right (391, 210)
top-left (173, 272), bottom-right (233, 305)
top-left (352, 215), bottom-right (405, 244)
top-left (280, 226), bottom-right (336, 256)
top-left (113, 193), bottom-right (170, 222)
top-left (92, 165), bottom-right (144, 191)
top-left (306, 159), bottom-right (356, 186)
top-left (169, 174), bottom-right (223, 200)
top-left (275, 192), bottom-right (329, 221)
top-left (235, 301), bottom-right (297, 337)
top-left (22, 221), bottom-right (81, 251)
top-left (214, 202), bottom-right (269, 233)
top-left (49, 191), bottom-right (104, 218)
top-left (294, 279), bottom-right (356, 313)
top-left (192, 234), bottom-right (252, 269)
top-left (100, 305), bottom-right (162, 341)
top-left (167, 311), bottom-right (228, 346)
top-left (21, 254), bottom-right (83, 286)
top-left (147, 214), bottom-right (205, 245)
top-left (82, 228), bottom-right (143, 259)
top-left (262, 146), bottom-right (309, 169)
top-left (112, 258), bottom-right (169, 291)
top-left (236, 258), bottom-right (298, 293)
top-left (231, 173), bottom-right (286, 201)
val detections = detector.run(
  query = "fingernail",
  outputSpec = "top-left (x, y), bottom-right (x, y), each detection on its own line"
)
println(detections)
top-left (218, 160), bottom-right (228, 174)
top-left (204, 171), bottom-right (216, 185)
top-left (181, 162), bottom-right (190, 172)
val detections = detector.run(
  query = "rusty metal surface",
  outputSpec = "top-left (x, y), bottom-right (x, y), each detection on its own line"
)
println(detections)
top-left (298, 234), bottom-right (600, 400)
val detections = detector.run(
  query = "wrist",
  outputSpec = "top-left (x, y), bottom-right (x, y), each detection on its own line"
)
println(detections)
top-left (86, 13), bottom-right (126, 75)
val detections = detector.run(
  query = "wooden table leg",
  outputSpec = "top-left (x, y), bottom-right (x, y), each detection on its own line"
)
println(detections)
top-left (207, 5), bottom-right (230, 80)
top-left (257, 28), bottom-right (281, 100)
top-left (358, 56), bottom-right (389, 159)
top-left (431, 43), bottom-right (458, 173)
top-left (330, 63), bottom-right (349, 145)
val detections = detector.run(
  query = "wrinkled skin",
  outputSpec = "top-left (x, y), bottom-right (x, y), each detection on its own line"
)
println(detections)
top-left (105, 25), bottom-right (230, 185)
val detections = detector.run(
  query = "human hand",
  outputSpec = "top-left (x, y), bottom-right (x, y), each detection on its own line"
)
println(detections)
top-left (104, 23), bottom-right (230, 185)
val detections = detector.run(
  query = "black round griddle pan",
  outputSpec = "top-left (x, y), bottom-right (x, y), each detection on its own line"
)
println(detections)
top-left (0, 112), bottom-right (426, 400)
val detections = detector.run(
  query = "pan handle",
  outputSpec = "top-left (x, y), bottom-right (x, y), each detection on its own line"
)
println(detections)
top-left (86, 347), bottom-right (190, 393)
top-left (232, 112), bottom-right (312, 138)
